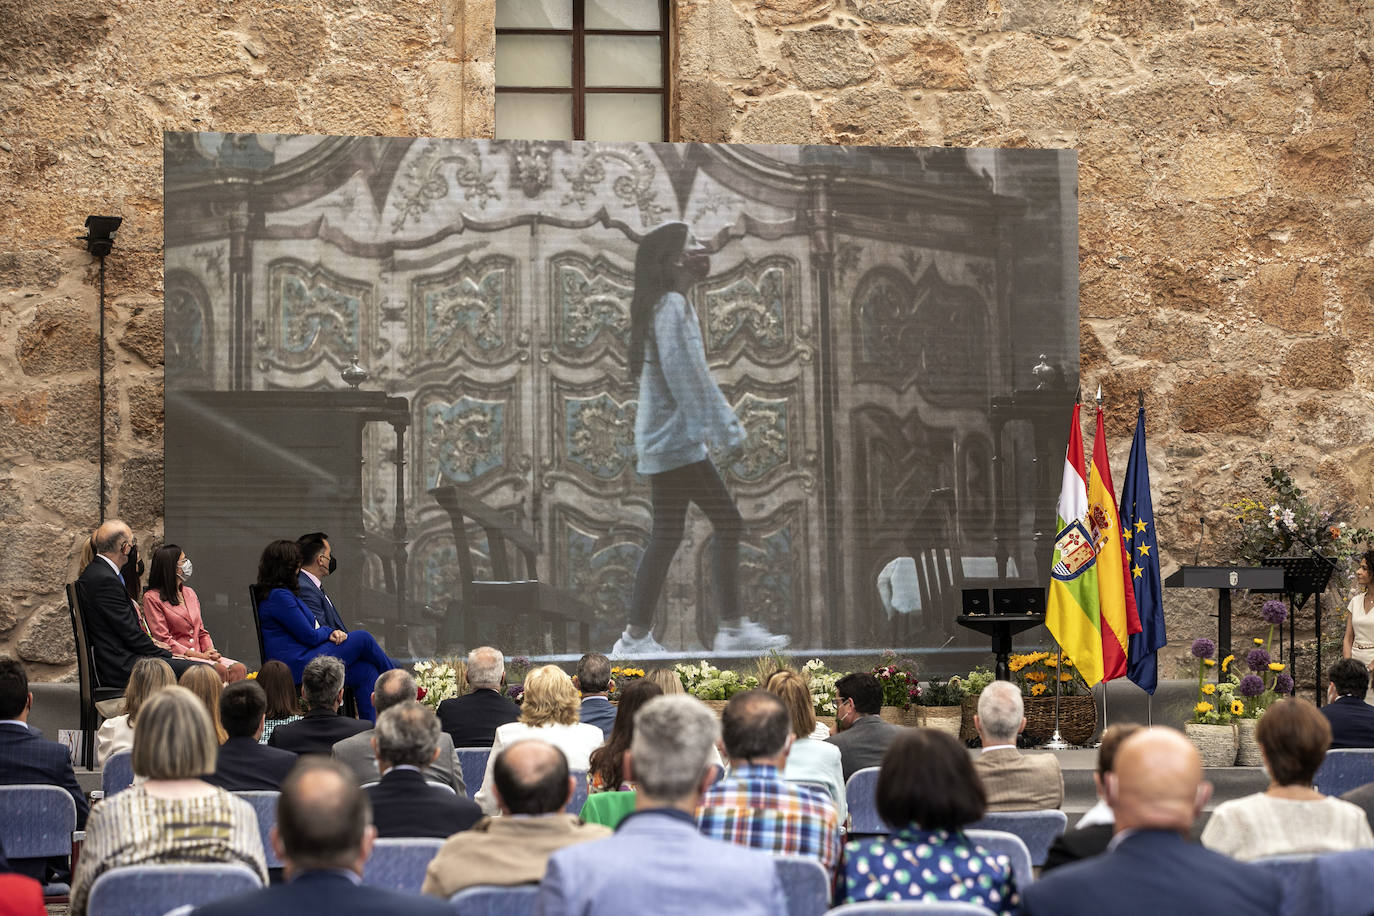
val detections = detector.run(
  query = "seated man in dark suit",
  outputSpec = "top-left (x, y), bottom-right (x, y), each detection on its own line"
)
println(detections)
top-left (0, 656), bottom-right (89, 884)
top-left (365, 700), bottom-right (481, 839)
top-left (576, 652), bottom-right (617, 740)
top-left (295, 532), bottom-right (348, 633)
top-left (76, 519), bottom-right (192, 692)
top-left (1323, 658), bottom-right (1374, 748)
top-left (191, 757), bottom-right (452, 916)
top-left (205, 679), bottom-right (297, 791)
top-left (826, 672), bottom-right (902, 781)
top-left (332, 669), bottom-right (464, 793)
top-left (1023, 728), bottom-right (1282, 916)
top-left (437, 646), bottom-right (519, 748)
top-left (1043, 723), bottom-right (1141, 872)
top-left (269, 656), bottom-right (370, 755)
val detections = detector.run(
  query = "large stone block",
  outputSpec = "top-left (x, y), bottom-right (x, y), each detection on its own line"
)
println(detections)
top-left (0, 381), bottom-right (101, 462)
top-left (1169, 136), bottom-right (1262, 201)
top-left (982, 35), bottom-right (1060, 90)
top-left (1148, 261), bottom-right (1227, 314)
top-left (1080, 323), bottom-right (1109, 377)
top-left (1281, 33), bottom-right (1355, 73)
top-left (1290, 397), bottom-right (1371, 451)
top-left (876, 35), bottom-right (971, 89)
top-left (17, 604), bottom-right (76, 667)
top-left (1066, 42), bottom-right (1135, 81)
top-left (0, 0), bottom-right (110, 74)
top-left (739, 94), bottom-right (821, 144)
top-left (852, 0), bottom-right (932, 24)
top-left (208, 81), bottom-right (306, 133)
top-left (752, 0), bottom-right (835, 26)
top-left (130, 380), bottom-right (163, 441)
top-left (1279, 128), bottom-right (1357, 194)
top-left (0, 479), bottom-right (23, 521)
top-left (935, 91), bottom-right (1006, 144)
top-left (1099, 77), bottom-right (1219, 132)
top-left (1114, 313), bottom-right (1212, 362)
top-left (1098, 0), bottom-right (1191, 37)
top-left (936, 0), bottom-right (992, 28)
top-left (0, 250), bottom-right (64, 290)
top-left (1077, 126), bottom-right (1150, 199)
top-left (1000, 0), bottom-right (1089, 36)
top-left (820, 88), bottom-right (921, 145)
top-left (1314, 61), bottom-right (1371, 121)
top-left (1245, 263), bottom-right (1327, 332)
top-left (118, 455), bottom-right (163, 532)
top-left (781, 28), bottom-right (876, 89)
top-left (1143, 26), bottom-right (1281, 76)
top-left (120, 305), bottom-right (163, 367)
top-left (1280, 339), bottom-right (1351, 390)
top-left (37, 468), bottom-right (99, 521)
top-left (679, 0), bottom-right (760, 81)
top-left (240, 5), bottom-right (328, 83)
top-left (0, 599), bottom-right (17, 637)
top-left (310, 65), bottom-right (411, 136)
top-left (1173, 374), bottom-right (1264, 434)
top-left (1214, 78), bottom-right (1309, 135)
top-left (18, 301), bottom-right (99, 377)
top-left (0, 523), bottom-right (70, 598)
top-left (678, 79), bottom-right (736, 143)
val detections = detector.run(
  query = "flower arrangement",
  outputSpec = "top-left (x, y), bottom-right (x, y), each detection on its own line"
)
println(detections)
top-left (803, 658), bottom-right (842, 716)
top-left (1229, 601), bottom-right (1294, 718)
top-left (1189, 637), bottom-right (1238, 725)
top-left (961, 666), bottom-right (997, 697)
top-left (1007, 651), bottom-right (1088, 698)
top-left (872, 651), bottom-right (921, 708)
top-left (413, 659), bottom-right (463, 711)
top-left (674, 660), bottom-right (760, 702)
top-left (608, 665), bottom-right (645, 702)
top-left (917, 677), bottom-right (966, 707)
top-left (1225, 459), bottom-right (1374, 582)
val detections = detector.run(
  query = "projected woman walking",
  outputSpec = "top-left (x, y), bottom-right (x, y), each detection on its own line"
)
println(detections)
top-left (611, 221), bottom-right (789, 656)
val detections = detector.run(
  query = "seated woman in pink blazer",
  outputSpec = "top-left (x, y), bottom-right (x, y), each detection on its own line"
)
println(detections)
top-left (141, 543), bottom-right (247, 684)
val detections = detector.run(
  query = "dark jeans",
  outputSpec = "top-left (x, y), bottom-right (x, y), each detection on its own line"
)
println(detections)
top-left (629, 458), bottom-right (742, 631)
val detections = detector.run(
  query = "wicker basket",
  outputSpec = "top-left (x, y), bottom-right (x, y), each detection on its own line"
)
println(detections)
top-left (1235, 717), bottom-right (1263, 766)
top-left (879, 706), bottom-right (920, 728)
top-left (917, 706), bottom-right (962, 739)
top-left (1023, 696), bottom-right (1097, 746)
top-left (701, 699), bottom-right (729, 716)
top-left (1186, 722), bottom-right (1238, 767)
top-left (960, 695), bottom-right (980, 743)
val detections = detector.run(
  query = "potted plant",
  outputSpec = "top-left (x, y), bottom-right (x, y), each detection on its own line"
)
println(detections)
top-left (1232, 600), bottom-right (1298, 765)
top-left (1184, 638), bottom-right (1237, 766)
top-left (873, 651), bottom-right (922, 727)
top-left (673, 660), bottom-right (760, 713)
top-left (915, 676), bottom-right (965, 737)
top-left (1009, 651), bottom-right (1096, 746)
top-left (958, 666), bottom-right (996, 743)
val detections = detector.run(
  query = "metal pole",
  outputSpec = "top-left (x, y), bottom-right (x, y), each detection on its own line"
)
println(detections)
top-left (1044, 646), bottom-right (1068, 748)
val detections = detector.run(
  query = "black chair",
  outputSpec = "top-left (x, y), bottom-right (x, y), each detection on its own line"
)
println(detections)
top-left (66, 583), bottom-right (124, 771)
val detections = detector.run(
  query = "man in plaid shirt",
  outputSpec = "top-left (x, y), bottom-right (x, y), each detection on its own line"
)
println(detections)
top-left (696, 690), bottom-right (842, 871)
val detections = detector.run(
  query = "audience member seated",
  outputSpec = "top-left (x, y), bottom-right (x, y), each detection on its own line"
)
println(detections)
top-left (646, 668), bottom-right (684, 695)
top-left (972, 680), bottom-right (1063, 811)
top-left (77, 520), bottom-right (193, 689)
top-left (537, 695), bottom-right (786, 915)
top-left (1323, 658), bottom-right (1374, 748)
top-left (475, 665), bottom-right (605, 816)
top-left (576, 653), bottom-right (618, 740)
top-left (255, 539), bottom-right (396, 721)
top-left (587, 679), bottom-right (663, 793)
top-left (1023, 728), bottom-right (1282, 916)
top-left (204, 680), bottom-right (297, 792)
top-left (181, 664), bottom-right (228, 744)
top-left (766, 669), bottom-right (847, 821)
top-left (826, 672), bottom-right (902, 781)
top-left (191, 757), bottom-right (453, 916)
top-left (364, 700), bottom-right (481, 839)
top-left (141, 543), bottom-right (246, 684)
top-left (257, 660), bottom-right (302, 745)
top-left (423, 740), bottom-right (611, 898)
top-left (436, 646), bottom-right (519, 748)
top-left (697, 690), bottom-right (841, 871)
top-left (333, 669), bottom-right (464, 792)
top-left (1043, 723), bottom-right (1141, 872)
top-left (95, 656), bottom-right (175, 765)
top-left (1202, 697), bottom-right (1374, 860)
top-left (269, 656), bottom-right (371, 755)
top-left (0, 656), bottom-right (89, 885)
top-left (840, 728), bottom-right (1018, 911)
top-left (295, 532), bottom-right (350, 633)
top-left (71, 687), bottom-right (267, 916)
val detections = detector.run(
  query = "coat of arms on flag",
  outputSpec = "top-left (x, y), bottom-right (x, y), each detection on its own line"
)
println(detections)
top-left (1052, 520), bottom-right (1097, 580)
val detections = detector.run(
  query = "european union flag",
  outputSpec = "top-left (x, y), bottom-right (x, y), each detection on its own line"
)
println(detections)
top-left (1120, 404), bottom-right (1166, 693)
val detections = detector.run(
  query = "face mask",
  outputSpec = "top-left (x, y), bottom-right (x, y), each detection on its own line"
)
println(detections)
top-left (178, 558), bottom-right (193, 579)
top-left (328, 555), bottom-right (337, 574)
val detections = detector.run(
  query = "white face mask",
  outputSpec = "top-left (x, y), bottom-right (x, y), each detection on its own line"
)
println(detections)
top-left (178, 558), bottom-right (193, 579)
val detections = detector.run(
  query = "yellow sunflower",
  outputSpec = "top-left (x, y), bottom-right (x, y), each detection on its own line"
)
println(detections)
top-left (1231, 700), bottom-right (1245, 716)
top-left (1201, 683), bottom-right (1216, 695)
top-left (1195, 701), bottom-right (1214, 714)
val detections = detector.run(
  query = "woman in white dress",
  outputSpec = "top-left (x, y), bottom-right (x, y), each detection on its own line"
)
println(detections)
top-left (1342, 550), bottom-right (1374, 703)
top-left (766, 668), bottom-right (847, 823)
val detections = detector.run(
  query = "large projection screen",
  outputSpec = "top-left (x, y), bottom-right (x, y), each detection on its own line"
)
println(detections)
top-left (163, 134), bottom-right (1078, 666)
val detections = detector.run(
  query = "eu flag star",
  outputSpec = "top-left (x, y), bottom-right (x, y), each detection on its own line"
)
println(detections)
top-left (1134, 519), bottom-right (1148, 533)
top-left (1138, 543), bottom-right (1152, 557)
top-left (1123, 529), bottom-right (1133, 544)
top-left (1133, 564), bottom-right (1144, 578)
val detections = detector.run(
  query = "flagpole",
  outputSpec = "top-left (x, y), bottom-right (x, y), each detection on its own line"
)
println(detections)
top-left (1045, 646), bottom-right (1068, 749)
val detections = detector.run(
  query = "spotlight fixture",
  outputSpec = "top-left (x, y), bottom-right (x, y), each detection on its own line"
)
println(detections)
top-left (82, 215), bottom-right (123, 257)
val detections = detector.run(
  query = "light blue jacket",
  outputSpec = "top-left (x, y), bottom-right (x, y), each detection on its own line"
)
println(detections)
top-left (635, 292), bottom-right (743, 475)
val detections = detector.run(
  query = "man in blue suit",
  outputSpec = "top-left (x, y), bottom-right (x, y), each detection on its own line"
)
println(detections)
top-left (1323, 659), bottom-right (1374, 748)
top-left (1022, 727), bottom-right (1282, 916)
top-left (296, 532), bottom-right (348, 633)
top-left (536, 694), bottom-right (786, 915)
top-left (192, 757), bottom-right (452, 916)
top-left (575, 653), bottom-right (617, 740)
top-left (0, 656), bottom-right (89, 884)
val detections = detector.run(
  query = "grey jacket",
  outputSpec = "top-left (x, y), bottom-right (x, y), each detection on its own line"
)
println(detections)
top-left (332, 728), bottom-right (465, 794)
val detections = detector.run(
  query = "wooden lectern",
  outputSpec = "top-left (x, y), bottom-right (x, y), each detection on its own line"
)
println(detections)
top-left (1163, 566), bottom-right (1285, 667)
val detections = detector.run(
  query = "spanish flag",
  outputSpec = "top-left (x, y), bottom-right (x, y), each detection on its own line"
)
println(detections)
top-left (1088, 406), bottom-right (1142, 682)
top-left (1046, 404), bottom-right (1105, 686)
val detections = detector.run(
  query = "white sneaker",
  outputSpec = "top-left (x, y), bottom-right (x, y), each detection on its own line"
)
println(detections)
top-left (611, 629), bottom-right (668, 657)
top-left (712, 618), bottom-right (790, 653)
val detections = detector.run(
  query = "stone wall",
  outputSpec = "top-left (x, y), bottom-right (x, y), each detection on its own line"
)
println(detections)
top-left (3, 0), bottom-right (1372, 679)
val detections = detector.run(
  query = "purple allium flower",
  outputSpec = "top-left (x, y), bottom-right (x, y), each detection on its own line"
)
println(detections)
top-left (1190, 637), bottom-right (1217, 660)
top-left (1238, 674), bottom-right (1266, 697)
top-left (1246, 647), bottom-right (1271, 671)
top-left (506, 684), bottom-right (524, 703)
top-left (1261, 600), bottom-right (1289, 625)
top-left (1275, 671), bottom-right (1294, 695)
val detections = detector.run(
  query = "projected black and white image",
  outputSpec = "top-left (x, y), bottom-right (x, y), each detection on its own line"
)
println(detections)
top-left (162, 133), bottom-right (1078, 663)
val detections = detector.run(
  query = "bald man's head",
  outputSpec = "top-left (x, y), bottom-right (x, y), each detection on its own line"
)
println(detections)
top-left (492, 739), bottom-right (572, 815)
top-left (92, 520), bottom-right (133, 560)
top-left (276, 758), bottom-right (373, 872)
top-left (1105, 727), bottom-right (1211, 835)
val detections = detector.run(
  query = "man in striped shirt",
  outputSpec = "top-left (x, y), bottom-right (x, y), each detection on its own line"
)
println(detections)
top-left (696, 689), bottom-right (841, 871)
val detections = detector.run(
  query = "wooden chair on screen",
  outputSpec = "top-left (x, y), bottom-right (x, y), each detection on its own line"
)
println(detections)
top-left (429, 484), bottom-right (597, 653)
top-left (893, 487), bottom-right (963, 647)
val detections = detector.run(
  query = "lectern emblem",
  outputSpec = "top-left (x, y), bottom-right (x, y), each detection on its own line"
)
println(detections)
top-left (1229, 570), bottom-right (1238, 587)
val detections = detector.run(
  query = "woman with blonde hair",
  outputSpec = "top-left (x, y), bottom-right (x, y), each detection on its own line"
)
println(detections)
top-left (70, 687), bottom-right (267, 915)
top-left (646, 667), bottom-right (684, 695)
top-left (474, 665), bottom-right (606, 815)
top-left (766, 668), bottom-right (847, 821)
top-left (96, 656), bottom-right (175, 765)
top-left (180, 663), bottom-right (228, 744)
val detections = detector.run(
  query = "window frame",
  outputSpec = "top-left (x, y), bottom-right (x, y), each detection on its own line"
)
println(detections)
top-left (495, 0), bottom-right (671, 142)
